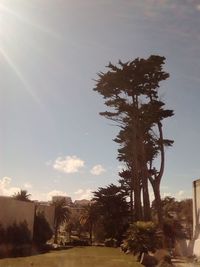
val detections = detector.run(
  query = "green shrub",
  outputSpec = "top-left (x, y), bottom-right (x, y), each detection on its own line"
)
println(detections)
top-left (122, 221), bottom-right (162, 254)
top-left (68, 239), bottom-right (89, 246)
top-left (104, 238), bottom-right (117, 247)
top-left (0, 224), bottom-right (6, 244)
top-left (33, 212), bottom-right (53, 246)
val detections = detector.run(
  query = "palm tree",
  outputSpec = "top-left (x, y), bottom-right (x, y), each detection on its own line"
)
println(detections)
top-left (53, 199), bottom-right (70, 244)
top-left (79, 203), bottom-right (97, 245)
top-left (13, 190), bottom-right (31, 202)
top-left (65, 219), bottom-right (73, 243)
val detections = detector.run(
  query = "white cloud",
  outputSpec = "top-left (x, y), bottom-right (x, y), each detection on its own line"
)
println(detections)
top-left (45, 160), bottom-right (52, 166)
top-left (175, 190), bottom-right (188, 200)
top-left (90, 164), bottom-right (106, 175)
top-left (177, 190), bottom-right (184, 197)
top-left (74, 188), bottom-right (93, 200)
top-left (163, 192), bottom-right (172, 198)
top-left (74, 189), bottom-right (84, 195)
top-left (23, 182), bottom-right (32, 189)
top-left (53, 155), bottom-right (85, 174)
top-left (0, 177), bottom-right (20, 196)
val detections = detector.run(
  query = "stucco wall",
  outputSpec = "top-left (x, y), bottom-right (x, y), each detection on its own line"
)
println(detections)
top-left (0, 196), bottom-right (35, 238)
top-left (193, 179), bottom-right (200, 257)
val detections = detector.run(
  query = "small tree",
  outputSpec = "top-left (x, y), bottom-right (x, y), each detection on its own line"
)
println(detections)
top-left (122, 221), bottom-right (161, 254)
top-left (13, 190), bottom-right (31, 202)
top-left (33, 212), bottom-right (53, 246)
top-left (0, 224), bottom-right (6, 244)
top-left (152, 196), bottom-right (193, 243)
top-left (53, 199), bottom-right (70, 243)
top-left (79, 203), bottom-right (97, 244)
top-left (93, 184), bottom-right (129, 243)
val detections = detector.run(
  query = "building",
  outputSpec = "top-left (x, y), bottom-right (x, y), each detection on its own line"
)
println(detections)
top-left (193, 179), bottom-right (200, 257)
top-left (52, 196), bottom-right (72, 206)
top-left (74, 199), bottom-right (90, 207)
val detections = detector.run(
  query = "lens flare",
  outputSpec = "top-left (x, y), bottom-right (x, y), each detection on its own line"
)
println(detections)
top-left (0, 0), bottom-right (60, 109)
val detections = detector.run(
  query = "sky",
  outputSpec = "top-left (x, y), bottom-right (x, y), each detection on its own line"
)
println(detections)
top-left (0, 0), bottom-right (200, 202)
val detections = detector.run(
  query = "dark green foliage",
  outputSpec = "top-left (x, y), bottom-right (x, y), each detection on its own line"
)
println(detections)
top-left (13, 190), bottom-right (31, 202)
top-left (163, 219), bottom-right (186, 245)
top-left (0, 224), bottom-right (6, 244)
top-left (94, 55), bottom-right (174, 224)
top-left (122, 221), bottom-right (162, 254)
top-left (93, 220), bottom-right (105, 243)
top-left (157, 255), bottom-right (173, 267)
top-left (93, 184), bottom-right (129, 243)
top-left (6, 221), bottom-right (31, 245)
top-left (152, 196), bottom-right (193, 242)
top-left (79, 203), bottom-right (97, 244)
top-left (33, 212), bottom-right (53, 245)
top-left (104, 238), bottom-right (117, 247)
top-left (178, 199), bottom-right (193, 238)
top-left (53, 199), bottom-right (71, 243)
top-left (67, 239), bottom-right (89, 246)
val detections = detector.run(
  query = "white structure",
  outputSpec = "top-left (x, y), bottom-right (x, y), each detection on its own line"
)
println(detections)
top-left (193, 179), bottom-right (200, 257)
top-left (52, 196), bottom-right (72, 205)
top-left (74, 199), bottom-right (90, 206)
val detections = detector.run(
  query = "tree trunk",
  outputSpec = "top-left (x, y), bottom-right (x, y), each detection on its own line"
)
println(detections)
top-left (132, 96), bottom-right (143, 221)
top-left (130, 186), bottom-right (134, 221)
top-left (142, 173), bottom-right (151, 221)
top-left (54, 224), bottom-right (58, 244)
top-left (152, 181), bottom-right (163, 228)
top-left (139, 130), bottom-right (151, 221)
top-left (149, 122), bottom-right (165, 227)
top-left (133, 171), bottom-right (143, 221)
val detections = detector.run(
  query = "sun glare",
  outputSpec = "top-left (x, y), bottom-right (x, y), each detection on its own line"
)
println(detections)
top-left (0, 0), bottom-right (58, 108)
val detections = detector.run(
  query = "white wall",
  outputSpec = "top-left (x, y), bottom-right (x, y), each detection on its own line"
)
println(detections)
top-left (193, 179), bottom-right (200, 257)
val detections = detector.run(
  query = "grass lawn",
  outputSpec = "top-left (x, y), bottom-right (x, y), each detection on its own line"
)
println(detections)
top-left (0, 246), bottom-right (142, 267)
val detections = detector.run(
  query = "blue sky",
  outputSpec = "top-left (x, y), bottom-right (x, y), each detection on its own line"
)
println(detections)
top-left (0, 0), bottom-right (200, 201)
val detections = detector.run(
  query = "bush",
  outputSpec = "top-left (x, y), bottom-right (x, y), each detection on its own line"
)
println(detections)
top-left (33, 212), bottom-right (53, 246)
top-left (104, 238), bottom-right (117, 247)
top-left (67, 239), bottom-right (89, 246)
top-left (163, 218), bottom-right (186, 248)
top-left (122, 221), bottom-right (162, 255)
top-left (0, 224), bottom-right (6, 244)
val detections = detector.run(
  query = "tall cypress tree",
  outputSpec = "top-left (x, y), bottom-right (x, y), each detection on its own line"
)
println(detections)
top-left (94, 55), bottom-right (174, 225)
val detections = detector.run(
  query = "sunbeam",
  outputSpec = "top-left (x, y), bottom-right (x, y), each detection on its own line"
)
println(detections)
top-left (0, 0), bottom-right (53, 110)
top-left (0, 2), bottom-right (60, 39)
top-left (0, 45), bottom-right (43, 108)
